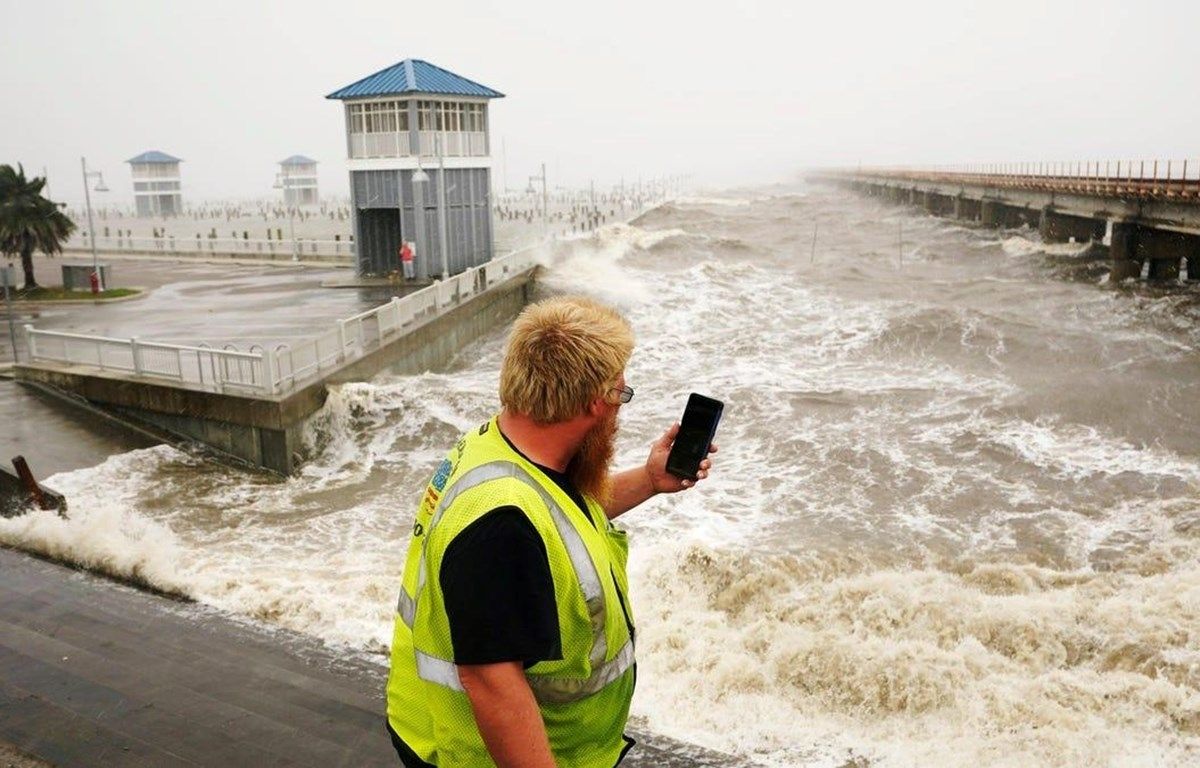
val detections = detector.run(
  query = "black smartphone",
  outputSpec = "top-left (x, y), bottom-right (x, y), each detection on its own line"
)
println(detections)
top-left (666, 393), bottom-right (724, 480)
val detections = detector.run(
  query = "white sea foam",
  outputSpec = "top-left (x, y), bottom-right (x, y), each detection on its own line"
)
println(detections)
top-left (0, 446), bottom-right (193, 593)
top-left (676, 195), bottom-right (753, 207)
top-left (628, 539), bottom-right (1200, 767)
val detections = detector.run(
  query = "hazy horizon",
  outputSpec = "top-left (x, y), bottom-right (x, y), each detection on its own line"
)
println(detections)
top-left (3, 0), bottom-right (1198, 207)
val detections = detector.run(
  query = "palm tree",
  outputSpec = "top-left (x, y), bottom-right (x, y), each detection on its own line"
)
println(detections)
top-left (0, 164), bottom-right (76, 290)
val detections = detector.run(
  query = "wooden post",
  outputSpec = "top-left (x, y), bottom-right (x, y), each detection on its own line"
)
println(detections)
top-left (12, 456), bottom-right (48, 510)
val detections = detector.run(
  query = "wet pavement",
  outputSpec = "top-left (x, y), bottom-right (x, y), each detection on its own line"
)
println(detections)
top-left (0, 256), bottom-right (392, 480)
top-left (2, 255), bottom-right (387, 355)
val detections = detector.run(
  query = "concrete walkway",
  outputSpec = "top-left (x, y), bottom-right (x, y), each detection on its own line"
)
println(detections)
top-left (0, 548), bottom-right (741, 767)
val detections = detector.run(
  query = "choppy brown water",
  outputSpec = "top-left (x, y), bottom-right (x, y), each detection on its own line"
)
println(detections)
top-left (4, 185), bottom-right (1198, 766)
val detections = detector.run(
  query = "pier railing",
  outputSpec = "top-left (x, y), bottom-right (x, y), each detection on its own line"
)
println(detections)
top-left (24, 248), bottom-right (538, 397)
top-left (73, 233), bottom-right (356, 262)
top-left (840, 159), bottom-right (1200, 201)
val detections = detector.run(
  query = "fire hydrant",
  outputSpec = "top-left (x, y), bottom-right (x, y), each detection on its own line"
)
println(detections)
top-left (89, 270), bottom-right (100, 294)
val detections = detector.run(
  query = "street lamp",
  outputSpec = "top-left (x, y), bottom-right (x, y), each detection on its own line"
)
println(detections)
top-left (411, 146), bottom-right (449, 280)
top-left (272, 172), bottom-right (299, 262)
top-left (528, 162), bottom-right (547, 237)
top-left (80, 156), bottom-right (108, 293)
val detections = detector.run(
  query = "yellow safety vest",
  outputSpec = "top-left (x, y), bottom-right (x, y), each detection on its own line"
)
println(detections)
top-left (386, 416), bottom-right (637, 767)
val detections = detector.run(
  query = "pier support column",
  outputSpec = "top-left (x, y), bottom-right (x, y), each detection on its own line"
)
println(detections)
top-left (1039, 208), bottom-right (1106, 243)
top-left (1109, 221), bottom-right (1143, 281)
top-left (980, 200), bottom-right (1001, 227)
top-left (1108, 224), bottom-right (1198, 281)
top-left (1140, 227), bottom-right (1197, 281)
top-left (1148, 256), bottom-right (1181, 280)
top-left (954, 196), bottom-right (980, 221)
top-left (929, 193), bottom-right (954, 216)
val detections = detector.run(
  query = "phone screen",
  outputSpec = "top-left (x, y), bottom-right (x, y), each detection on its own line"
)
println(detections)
top-left (666, 393), bottom-right (723, 480)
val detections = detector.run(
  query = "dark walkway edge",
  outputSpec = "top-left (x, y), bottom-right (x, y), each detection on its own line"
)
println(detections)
top-left (0, 548), bottom-right (748, 767)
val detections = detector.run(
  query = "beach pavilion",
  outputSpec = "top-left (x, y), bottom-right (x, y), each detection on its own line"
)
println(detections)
top-left (326, 59), bottom-right (504, 278)
top-left (277, 155), bottom-right (319, 206)
top-left (127, 150), bottom-right (183, 217)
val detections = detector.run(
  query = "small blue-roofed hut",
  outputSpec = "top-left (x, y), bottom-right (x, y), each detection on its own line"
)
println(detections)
top-left (326, 59), bottom-right (504, 278)
top-left (277, 155), bottom-right (319, 206)
top-left (127, 150), bottom-right (183, 217)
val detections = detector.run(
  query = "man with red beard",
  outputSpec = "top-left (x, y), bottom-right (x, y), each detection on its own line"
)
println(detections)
top-left (385, 295), bottom-right (715, 767)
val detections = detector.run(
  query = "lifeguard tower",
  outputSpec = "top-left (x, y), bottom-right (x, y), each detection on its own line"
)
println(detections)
top-left (277, 155), bottom-right (319, 206)
top-left (127, 151), bottom-right (183, 217)
top-left (326, 59), bottom-right (504, 277)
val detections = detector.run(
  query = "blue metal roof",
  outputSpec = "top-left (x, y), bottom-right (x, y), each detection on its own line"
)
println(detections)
top-left (279, 155), bottom-right (317, 166)
top-left (126, 150), bottom-right (182, 164)
top-left (326, 59), bottom-right (504, 100)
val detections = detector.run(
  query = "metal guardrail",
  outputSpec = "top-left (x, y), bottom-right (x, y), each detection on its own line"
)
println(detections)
top-left (23, 249), bottom-right (538, 397)
top-left (833, 160), bottom-right (1200, 201)
top-left (73, 234), bottom-right (356, 261)
top-left (25, 330), bottom-right (267, 392)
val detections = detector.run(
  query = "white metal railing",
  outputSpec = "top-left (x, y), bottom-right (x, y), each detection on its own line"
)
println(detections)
top-left (23, 248), bottom-right (539, 397)
top-left (348, 130), bottom-right (487, 158)
top-left (418, 131), bottom-right (487, 157)
top-left (25, 329), bottom-right (268, 392)
top-left (131, 166), bottom-right (179, 180)
top-left (73, 233), bottom-right (356, 261)
top-left (349, 131), bottom-right (414, 159)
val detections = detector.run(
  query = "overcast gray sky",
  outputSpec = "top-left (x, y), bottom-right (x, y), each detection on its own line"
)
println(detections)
top-left (3, 0), bottom-right (1198, 206)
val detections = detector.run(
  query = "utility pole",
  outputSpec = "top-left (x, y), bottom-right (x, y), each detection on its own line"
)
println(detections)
top-left (2, 264), bottom-right (17, 362)
top-left (285, 169), bottom-right (298, 262)
top-left (288, 202), bottom-right (298, 262)
top-left (275, 168), bottom-right (299, 261)
top-left (527, 163), bottom-right (548, 237)
top-left (541, 162), bottom-right (547, 222)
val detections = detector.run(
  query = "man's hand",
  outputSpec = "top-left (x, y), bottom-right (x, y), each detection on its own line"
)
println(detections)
top-left (645, 422), bottom-right (717, 493)
top-left (605, 423), bottom-right (718, 519)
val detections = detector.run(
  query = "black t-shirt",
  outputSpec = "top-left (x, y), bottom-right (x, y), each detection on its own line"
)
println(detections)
top-left (439, 430), bottom-right (595, 666)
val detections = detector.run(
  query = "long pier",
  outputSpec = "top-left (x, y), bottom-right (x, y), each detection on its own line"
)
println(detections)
top-left (817, 161), bottom-right (1200, 281)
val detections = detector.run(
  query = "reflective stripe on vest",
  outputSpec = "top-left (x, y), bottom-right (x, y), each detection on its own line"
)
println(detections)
top-left (414, 636), bottom-right (636, 704)
top-left (395, 459), bottom-right (632, 703)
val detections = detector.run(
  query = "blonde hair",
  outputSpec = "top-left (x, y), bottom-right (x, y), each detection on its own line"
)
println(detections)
top-left (499, 296), bottom-right (634, 424)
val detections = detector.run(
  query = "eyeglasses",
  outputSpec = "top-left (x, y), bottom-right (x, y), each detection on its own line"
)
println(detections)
top-left (610, 384), bottom-right (634, 404)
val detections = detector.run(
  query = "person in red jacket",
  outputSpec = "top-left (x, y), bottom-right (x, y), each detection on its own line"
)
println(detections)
top-left (399, 241), bottom-right (415, 281)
